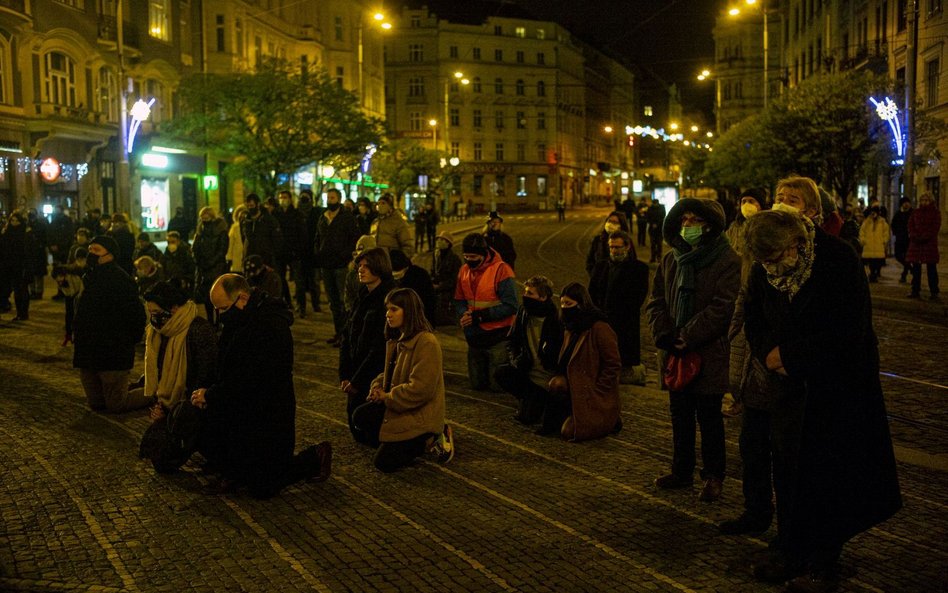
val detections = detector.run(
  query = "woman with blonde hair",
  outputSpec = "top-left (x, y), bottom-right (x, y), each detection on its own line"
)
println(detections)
top-left (226, 204), bottom-right (247, 272)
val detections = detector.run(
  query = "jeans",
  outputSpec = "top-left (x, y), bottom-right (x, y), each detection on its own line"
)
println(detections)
top-left (739, 406), bottom-right (774, 524)
top-left (911, 262), bottom-right (939, 296)
top-left (321, 266), bottom-right (349, 336)
top-left (466, 340), bottom-right (508, 391)
top-left (668, 390), bottom-right (725, 481)
top-left (81, 369), bottom-right (152, 412)
top-left (351, 399), bottom-right (432, 472)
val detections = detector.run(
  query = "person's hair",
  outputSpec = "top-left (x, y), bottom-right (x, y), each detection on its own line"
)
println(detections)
top-left (218, 273), bottom-right (252, 300)
top-left (199, 206), bottom-right (216, 219)
top-left (112, 213), bottom-right (128, 224)
top-left (608, 230), bottom-right (633, 247)
top-left (524, 275), bottom-right (554, 300)
top-left (278, 190), bottom-right (292, 199)
top-left (245, 193), bottom-right (261, 205)
top-left (604, 210), bottom-right (630, 231)
top-left (326, 187), bottom-right (342, 200)
top-left (388, 249), bottom-right (411, 271)
top-left (776, 176), bottom-right (822, 219)
top-left (265, 196), bottom-right (279, 209)
top-left (384, 287), bottom-right (433, 340)
top-left (355, 247), bottom-right (393, 281)
top-left (75, 228), bottom-right (88, 237)
top-left (299, 189), bottom-right (313, 199)
top-left (744, 210), bottom-right (808, 261)
top-left (560, 282), bottom-right (596, 311)
top-left (166, 231), bottom-right (181, 241)
top-left (378, 193), bottom-right (394, 206)
top-left (137, 232), bottom-right (151, 241)
top-left (134, 255), bottom-right (157, 270)
top-left (143, 282), bottom-right (189, 310)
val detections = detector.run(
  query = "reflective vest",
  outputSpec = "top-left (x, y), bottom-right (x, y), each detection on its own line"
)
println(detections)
top-left (458, 256), bottom-right (514, 332)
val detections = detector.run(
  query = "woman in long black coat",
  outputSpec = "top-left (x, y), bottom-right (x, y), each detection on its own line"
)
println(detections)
top-left (743, 210), bottom-right (901, 591)
top-left (0, 212), bottom-right (36, 320)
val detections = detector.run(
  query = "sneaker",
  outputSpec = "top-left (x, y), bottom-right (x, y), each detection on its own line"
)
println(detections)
top-left (428, 424), bottom-right (454, 464)
top-left (698, 477), bottom-right (723, 502)
top-left (654, 473), bottom-right (694, 489)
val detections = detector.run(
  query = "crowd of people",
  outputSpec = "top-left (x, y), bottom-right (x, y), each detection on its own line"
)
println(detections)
top-left (0, 177), bottom-right (927, 592)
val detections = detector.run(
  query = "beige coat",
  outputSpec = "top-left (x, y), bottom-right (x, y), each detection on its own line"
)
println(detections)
top-left (371, 331), bottom-right (445, 442)
top-left (372, 211), bottom-right (413, 257)
top-left (858, 217), bottom-right (890, 260)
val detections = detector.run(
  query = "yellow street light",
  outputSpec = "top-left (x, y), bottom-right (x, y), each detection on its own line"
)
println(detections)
top-left (706, 131), bottom-right (714, 138)
top-left (603, 125), bottom-right (614, 133)
top-left (690, 125), bottom-right (699, 132)
top-left (380, 22), bottom-right (392, 30)
top-left (669, 122), bottom-right (679, 131)
top-left (728, 7), bottom-right (741, 16)
top-left (373, 12), bottom-right (385, 20)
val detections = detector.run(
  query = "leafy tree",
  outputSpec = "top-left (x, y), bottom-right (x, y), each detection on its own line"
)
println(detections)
top-left (371, 138), bottom-right (449, 204)
top-left (166, 59), bottom-right (384, 196)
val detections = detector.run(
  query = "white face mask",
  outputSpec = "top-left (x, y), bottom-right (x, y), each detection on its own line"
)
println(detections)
top-left (392, 269), bottom-right (407, 280)
top-left (167, 243), bottom-right (178, 253)
top-left (762, 254), bottom-right (799, 276)
top-left (740, 203), bottom-right (760, 218)
top-left (772, 202), bottom-right (801, 215)
top-left (604, 222), bottom-right (620, 233)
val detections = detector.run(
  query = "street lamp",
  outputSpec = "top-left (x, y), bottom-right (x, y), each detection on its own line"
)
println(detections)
top-left (358, 11), bottom-right (391, 110)
top-left (442, 70), bottom-right (469, 154)
top-left (729, 0), bottom-right (771, 109)
top-left (429, 119), bottom-right (438, 149)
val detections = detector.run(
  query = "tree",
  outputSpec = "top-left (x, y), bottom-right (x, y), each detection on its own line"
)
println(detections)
top-left (371, 138), bottom-right (449, 204)
top-left (166, 59), bottom-right (384, 196)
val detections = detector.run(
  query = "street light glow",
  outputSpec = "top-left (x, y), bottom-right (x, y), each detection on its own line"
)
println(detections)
top-left (460, 78), bottom-right (470, 85)
top-left (429, 119), bottom-right (438, 127)
top-left (728, 7), bottom-right (741, 16)
top-left (670, 122), bottom-right (679, 130)
top-left (454, 71), bottom-right (464, 79)
top-left (604, 125), bottom-right (614, 133)
top-left (706, 131), bottom-right (714, 138)
top-left (373, 12), bottom-right (385, 20)
top-left (690, 125), bottom-right (699, 132)
top-left (380, 22), bottom-right (392, 30)
top-left (745, 0), bottom-right (758, 5)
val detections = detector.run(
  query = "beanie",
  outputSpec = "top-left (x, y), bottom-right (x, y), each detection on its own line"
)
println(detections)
top-left (461, 233), bottom-right (488, 256)
top-left (436, 230), bottom-right (455, 245)
top-left (389, 249), bottom-right (411, 271)
top-left (90, 235), bottom-right (120, 256)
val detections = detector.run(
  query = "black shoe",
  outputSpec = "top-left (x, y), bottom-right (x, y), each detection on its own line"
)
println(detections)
top-left (654, 473), bottom-right (694, 489)
top-left (753, 556), bottom-right (804, 584)
top-left (719, 514), bottom-right (771, 535)
top-left (907, 292), bottom-right (921, 299)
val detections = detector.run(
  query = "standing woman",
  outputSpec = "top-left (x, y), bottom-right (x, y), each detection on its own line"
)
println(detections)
top-left (858, 205), bottom-right (890, 282)
top-left (540, 282), bottom-right (621, 441)
top-left (906, 192), bottom-right (941, 300)
top-left (0, 212), bottom-right (36, 320)
top-left (226, 205), bottom-right (247, 273)
top-left (585, 211), bottom-right (629, 276)
top-left (351, 288), bottom-right (454, 472)
top-left (192, 207), bottom-right (230, 318)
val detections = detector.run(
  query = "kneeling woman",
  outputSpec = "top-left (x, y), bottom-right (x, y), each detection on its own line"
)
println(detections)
top-left (541, 282), bottom-right (622, 441)
top-left (352, 288), bottom-right (454, 472)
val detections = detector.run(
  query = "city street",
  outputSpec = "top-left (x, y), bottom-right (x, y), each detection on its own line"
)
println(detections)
top-left (1, 207), bottom-right (946, 593)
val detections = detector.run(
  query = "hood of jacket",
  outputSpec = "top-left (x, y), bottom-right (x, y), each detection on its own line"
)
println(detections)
top-left (663, 198), bottom-right (727, 252)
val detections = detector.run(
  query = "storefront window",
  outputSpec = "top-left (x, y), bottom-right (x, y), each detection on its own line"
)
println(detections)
top-left (537, 175), bottom-right (548, 196)
top-left (140, 177), bottom-right (170, 230)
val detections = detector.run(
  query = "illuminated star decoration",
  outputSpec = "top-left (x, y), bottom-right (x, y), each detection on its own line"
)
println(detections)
top-left (127, 98), bottom-right (157, 154)
top-left (869, 97), bottom-right (904, 164)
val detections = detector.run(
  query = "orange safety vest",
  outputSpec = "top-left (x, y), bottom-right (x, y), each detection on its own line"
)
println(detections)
top-left (458, 257), bottom-right (515, 332)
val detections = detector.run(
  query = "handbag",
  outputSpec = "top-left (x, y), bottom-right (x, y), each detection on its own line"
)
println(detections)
top-left (663, 351), bottom-right (702, 391)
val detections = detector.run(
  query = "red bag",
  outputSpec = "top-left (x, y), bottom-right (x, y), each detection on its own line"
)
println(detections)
top-left (663, 351), bottom-right (702, 391)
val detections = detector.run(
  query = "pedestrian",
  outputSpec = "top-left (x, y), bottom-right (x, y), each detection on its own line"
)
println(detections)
top-left (344, 235), bottom-right (377, 317)
top-left (340, 247), bottom-right (396, 443)
top-left (166, 207), bottom-right (194, 242)
top-left (274, 190), bottom-right (307, 309)
top-left (891, 197), bottom-right (913, 283)
top-left (424, 202), bottom-right (439, 252)
top-left (355, 197), bottom-right (377, 237)
top-left (0, 212), bottom-right (37, 321)
top-left (351, 288), bottom-right (455, 472)
top-left (389, 249), bottom-right (436, 323)
top-left (906, 192), bottom-right (941, 300)
top-left (556, 197), bottom-right (566, 222)
top-left (838, 208), bottom-right (863, 256)
top-left (73, 236), bottom-right (149, 412)
top-left (226, 204), bottom-right (247, 272)
top-left (589, 230), bottom-right (649, 385)
top-left (819, 188), bottom-right (843, 237)
top-left (133, 231), bottom-right (161, 262)
top-left (314, 187), bottom-right (361, 344)
top-left (454, 233), bottom-right (518, 391)
top-left (134, 255), bottom-right (165, 298)
top-left (484, 212), bottom-right (517, 269)
top-left (373, 193), bottom-right (413, 256)
top-left (413, 204), bottom-right (428, 253)
top-left (859, 205), bottom-right (890, 282)
top-left (430, 230), bottom-right (462, 326)
top-left (78, 208), bottom-right (105, 236)
top-left (296, 190), bottom-right (323, 316)
top-left (192, 207), bottom-right (230, 319)
top-left (725, 189), bottom-right (770, 254)
top-left (243, 254), bottom-right (284, 302)
top-left (240, 193), bottom-right (283, 267)
top-left (190, 274), bottom-right (332, 498)
top-left (67, 228), bottom-right (90, 264)
top-left (26, 209), bottom-right (48, 299)
top-left (52, 259), bottom-right (85, 346)
top-left (494, 276), bottom-right (563, 425)
top-left (161, 231), bottom-right (196, 293)
top-left (585, 211), bottom-right (630, 276)
top-left (107, 213), bottom-right (136, 275)
top-left (646, 197), bottom-right (740, 502)
top-left (635, 197), bottom-right (649, 247)
top-left (645, 198), bottom-right (666, 263)
top-left (541, 282), bottom-right (621, 440)
top-left (47, 204), bottom-right (75, 265)
top-left (743, 210), bottom-right (901, 592)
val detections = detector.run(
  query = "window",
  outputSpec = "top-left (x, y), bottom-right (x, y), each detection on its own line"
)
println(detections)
top-left (495, 175), bottom-right (505, 196)
top-left (215, 15), bottom-right (225, 51)
top-left (536, 80), bottom-right (546, 97)
top-left (473, 109), bottom-right (483, 127)
top-left (56, 0), bottom-right (85, 7)
top-left (495, 49), bottom-right (503, 62)
top-left (516, 50), bottom-right (524, 64)
top-left (537, 28), bottom-right (546, 39)
top-left (474, 174), bottom-right (483, 195)
top-left (254, 35), bottom-right (262, 64)
top-left (925, 176), bottom-right (941, 202)
top-left (0, 44), bottom-right (7, 105)
top-left (473, 47), bottom-right (481, 60)
top-left (410, 15), bottom-right (421, 27)
top-left (146, 79), bottom-right (165, 122)
top-left (898, 0), bottom-right (907, 31)
top-left (451, 142), bottom-right (460, 157)
top-left (931, 0), bottom-right (943, 14)
top-left (517, 175), bottom-right (527, 196)
top-left (644, 105), bottom-right (653, 117)
top-left (180, 0), bottom-right (192, 52)
top-left (515, 27), bottom-right (526, 38)
top-left (516, 143), bottom-right (526, 161)
top-left (515, 79), bottom-right (525, 95)
top-left (450, 107), bottom-right (460, 126)
top-left (336, 66), bottom-right (344, 87)
top-left (335, 16), bottom-right (344, 41)
top-left (495, 78), bottom-right (504, 94)
top-left (537, 111), bottom-right (546, 130)
top-left (409, 112), bottom-right (424, 131)
top-left (495, 110), bottom-right (505, 129)
top-left (537, 52), bottom-right (545, 65)
top-left (408, 77), bottom-right (425, 97)
top-left (44, 52), bottom-right (77, 107)
top-left (235, 19), bottom-right (244, 57)
top-left (409, 44), bottom-right (424, 62)
top-left (516, 111), bottom-right (526, 129)
top-left (473, 142), bottom-right (483, 161)
top-left (99, 0), bottom-right (115, 16)
top-left (96, 67), bottom-right (115, 119)
top-left (927, 59), bottom-right (940, 107)
top-left (495, 143), bottom-right (505, 161)
top-left (149, 0), bottom-right (170, 40)
top-left (537, 143), bottom-right (547, 162)
top-left (494, 25), bottom-right (502, 35)
top-left (473, 77), bottom-right (482, 93)
top-left (537, 175), bottom-right (548, 196)
top-left (449, 45), bottom-right (459, 58)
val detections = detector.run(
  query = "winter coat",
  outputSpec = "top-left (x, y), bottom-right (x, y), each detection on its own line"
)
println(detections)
top-left (484, 230), bottom-right (517, 269)
top-left (275, 206), bottom-right (307, 263)
top-left (645, 203), bottom-right (666, 237)
top-left (371, 332), bottom-right (446, 443)
top-left (743, 231), bottom-right (901, 551)
top-left (241, 212), bottom-right (283, 267)
top-left (73, 261), bottom-right (145, 371)
top-left (890, 208), bottom-right (912, 261)
top-left (373, 211), bottom-right (413, 257)
top-left (133, 242), bottom-right (162, 263)
top-left (506, 303), bottom-right (563, 375)
top-left (454, 249), bottom-right (518, 347)
top-left (299, 205), bottom-right (322, 269)
top-left (47, 213), bottom-right (75, 257)
top-left (227, 220), bottom-right (244, 272)
top-left (560, 320), bottom-right (622, 442)
top-left (589, 256), bottom-right (649, 367)
top-left (585, 212), bottom-right (630, 274)
top-left (108, 225), bottom-right (136, 275)
top-left (0, 225), bottom-right (35, 279)
top-left (314, 209), bottom-right (360, 269)
top-left (395, 265), bottom-right (436, 325)
top-left (202, 292), bottom-right (297, 492)
top-left (340, 279), bottom-right (396, 396)
top-left (858, 216), bottom-right (890, 260)
top-left (906, 204), bottom-right (941, 264)
top-left (167, 214), bottom-right (194, 242)
top-left (431, 247), bottom-right (462, 325)
top-left (161, 245), bottom-right (196, 289)
top-left (192, 217), bottom-right (230, 291)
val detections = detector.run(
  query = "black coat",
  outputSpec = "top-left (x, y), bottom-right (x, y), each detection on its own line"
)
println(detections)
top-left (339, 279), bottom-right (395, 396)
top-left (275, 206), bottom-right (307, 262)
top-left (241, 212), bottom-right (283, 267)
top-left (192, 218), bottom-right (230, 299)
top-left (485, 230), bottom-right (517, 269)
top-left (314, 209), bottom-right (360, 270)
top-left (299, 205), bottom-right (323, 269)
top-left (108, 226), bottom-right (136, 275)
top-left (395, 265), bottom-right (436, 324)
top-left (590, 257), bottom-right (649, 366)
top-left (744, 232), bottom-right (901, 550)
top-left (73, 262), bottom-right (145, 371)
top-left (161, 245), bottom-right (196, 289)
top-left (506, 302), bottom-right (563, 373)
top-left (203, 292), bottom-right (296, 490)
top-left (167, 215), bottom-right (194, 241)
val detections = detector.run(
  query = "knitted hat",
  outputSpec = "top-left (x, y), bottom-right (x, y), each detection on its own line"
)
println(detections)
top-left (355, 234), bottom-right (377, 252)
top-left (243, 254), bottom-right (265, 276)
top-left (461, 233), bottom-right (488, 256)
top-left (90, 235), bottom-right (120, 256)
top-left (436, 230), bottom-right (455, 245)
top-left (143, 282), bottom-right (188, 310)
top-left (389, 249), bottom-right (411, 271)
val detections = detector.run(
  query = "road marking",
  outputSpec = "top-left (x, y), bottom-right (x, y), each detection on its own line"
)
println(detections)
top-left (0, 426), bottom-right (142, 593)
top-left (879, 371), bottom-right (948, 390)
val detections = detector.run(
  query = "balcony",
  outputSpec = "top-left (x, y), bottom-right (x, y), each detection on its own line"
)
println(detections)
top-left (97, 16), bottom-right (140, 50)
top-left (0, 0), bottom-right (30, 21)
top-left (33, 102), bottom-right (107, 125)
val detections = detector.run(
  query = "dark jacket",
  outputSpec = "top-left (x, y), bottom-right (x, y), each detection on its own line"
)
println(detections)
top-left (890, 208), bottom-right (912, 260)
top-left (275, 206), bottom-right (307, 263)
top-left (484, 230), bottom-right (517, 269)
top-left (133, 242), bottom-right (162, 263)
top-left (167, 214), bottom-right (194, 241)
top-left (73, 261), bottom-right (145, 371)
top-left (506, 302), bottom-right (563, 374)
top-left (314, 209), bottom-right (360, 269)
top-left (192, 217), bottom-right (230, 301)
top-left (743, 231), bottom-right (901, 550)
top-left (560, 320), bottom-right (622, 442)
top-left (241, 211), bottom-right (283, 267)
top-left (339, 279), bottom-right (396, 396)
top-left (585, 212), bottom-right (630, 275)
top-left (645, 203), bottom-right (666, 237)
top-left (203, 292), bottom-right (296, 491)
top-left (299, 204), bottom-right (323, 269)
top-left (47, 213), bottom-right (75, 256)
top-left (431, 246), bottom-right (462, 325)
top-left (395, 264), bottom-right (436, 326)
top-left (589, 255), bottom-right (649, 366)
top-left (161, 244), bottom-right (196, 289)
top-left (0, 225), bottom-right (38, 280)
top-left (108, 225), bottom-right (136, 275)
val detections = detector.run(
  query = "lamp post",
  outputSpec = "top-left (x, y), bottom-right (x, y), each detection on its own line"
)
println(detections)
top-left (730, 0), bottom-right (771, 109)
top-left (429, 119), bottom-right (438, 150)
top-left (357, 11), bottom-right (391, 110)
top-left (441, 71), bottom-right (469, 154)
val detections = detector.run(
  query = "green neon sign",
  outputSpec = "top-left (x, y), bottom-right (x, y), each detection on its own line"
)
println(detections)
top-left (203, 175), bottom-right (219, 190)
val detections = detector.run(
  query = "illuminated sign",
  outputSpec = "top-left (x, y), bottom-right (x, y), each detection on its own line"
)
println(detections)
top-left (632, 179), bottom-right (644, 193)
top-left (295, 171), bottom-right (314, 186)
top-left (141, 177), bottom-right (170, 231)
top-left (203, 175), bottom-right (219, 190)
top-left (869, 97), bottom-right (904, 165)
top-left (127, 98), bottom-right (156, 154)
top-left (39, 157), bottom-right (61, 183)
top-left (141, 153), bottom-right (168, 169)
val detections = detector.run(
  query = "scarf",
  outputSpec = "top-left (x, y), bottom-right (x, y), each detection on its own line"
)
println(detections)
top-left (672, 234), bottom-right (732, 327)
top-left (144, 300), bottom-right (197, 408)
top-left (764, 216), bottom-right (816, 301)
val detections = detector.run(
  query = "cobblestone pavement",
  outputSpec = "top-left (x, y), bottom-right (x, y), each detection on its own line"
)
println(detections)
top-left (1, 209), bottom-right (946, 593)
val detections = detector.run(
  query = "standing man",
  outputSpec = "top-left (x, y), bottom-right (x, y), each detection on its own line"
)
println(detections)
top-left (192, 274), bottom-right (331, 498)
top-left (241, 193), bottom-right (283, 267)
top-left (296, 190), bottom-right (323, 315)
top-left (556, 197), bottom-right (566, 222)
top-left (314, 188), bottom-right (361, 345)
top-left (424, 202), bottom-right (440, 252)
top-left (47, 205), bottom-right (75, 266)
top-left (589, 230), bottom-right (650, 385)
top-left (192, 207), bottom-right (230, 319)
top-left (484, 212), bottom-right (517, 269)
top-left (891, 197), bottom-right (913, 283)
top-left (274, 190), bottom-right (307, 312)
top-left (646, 198), bottom-right (666, 263)
top-left (74, 236), bottom-right (149, 412)
top-left (454, 233), bottom-right (518, 391)
top-left (373, 193), bottom-right (412, 256)
top-left (167, 207), bottom-right (194, 243)
top-left (635, 198), bottom-right (649, 247)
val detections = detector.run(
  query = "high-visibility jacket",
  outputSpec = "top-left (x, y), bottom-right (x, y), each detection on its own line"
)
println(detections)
top-left (457, 252), bottom-right (515, 333)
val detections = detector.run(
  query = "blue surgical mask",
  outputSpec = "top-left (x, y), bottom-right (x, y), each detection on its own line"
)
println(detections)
top-left (680, 226), bottom-right (703, 246)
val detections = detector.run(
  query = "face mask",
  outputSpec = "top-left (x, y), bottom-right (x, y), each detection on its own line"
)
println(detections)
top-left (604, 222), bottom-right (620, 234)
top-left (218, 302), bottom-right (245, 326)
top-left (762, 254), bottom-right (799, 276)
top-left (167, 243), bottom-right (178, 253)
top-left (327, 202), bottom-right (341, 212)
top-left (772, 202), bottom-right (801, 215)
top-left (464, 257), bottom-right (483, 269)
top-left (150, 310), bottom-right (172, 330)
top-left (86, 253), bottom-right (100, 269)
top-left (561, 307), bottom-right (581, 325)
top-left (393, 269), bottom-right (407, 280)
top-left (680, 226), bottom-right (704, 246)
top-left (740, 203), bottom-right (760, 218)
top-left (299, 202), bottom-right (312, 214)
top-left (609, 251), bottom-right (628, 262)
top-left (522, 296), bottom-right (549, 317)
top-left (436, 239), bottom-right (450, 250)
top-left (246, 207), bottom-right (259, 217)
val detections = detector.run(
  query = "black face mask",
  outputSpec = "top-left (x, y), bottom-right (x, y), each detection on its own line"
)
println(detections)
top-left (150, 310), bottom-right (172, 330)
top-left (464, 257), bottom-right (483, 269)
top-left (561, 307), bottom-right (581, 326)
top-left (327, 202), bottom-right (341, 212)
top-left (522, 296), bottom-right (551, 318)
top-left (218, 304), bottom-right (245, 326)
top-left (86, 253), bottom-right (101, 269)
top-left (246, 207), bottom-right (259, 217)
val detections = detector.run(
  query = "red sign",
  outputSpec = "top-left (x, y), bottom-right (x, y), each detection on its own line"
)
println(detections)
top-left (39, 158), bottom-right (61, 183)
